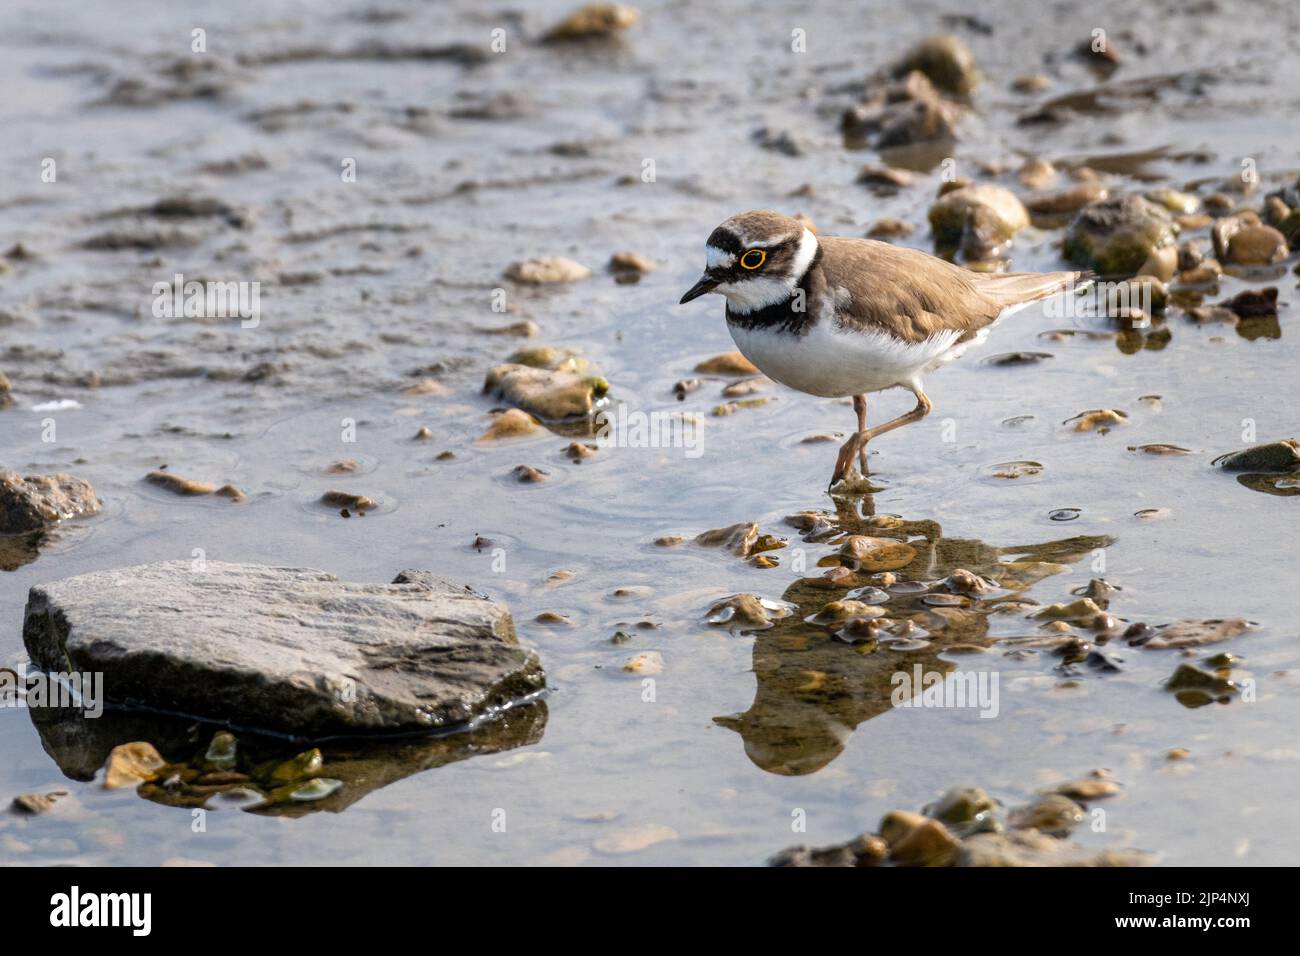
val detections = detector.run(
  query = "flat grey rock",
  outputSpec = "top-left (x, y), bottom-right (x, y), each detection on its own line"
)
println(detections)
top-left (23, 561), bottom-right (544, 737)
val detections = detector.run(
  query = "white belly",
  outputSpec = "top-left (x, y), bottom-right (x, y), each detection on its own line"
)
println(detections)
top-left (727, 318), bottom-right (966, 398)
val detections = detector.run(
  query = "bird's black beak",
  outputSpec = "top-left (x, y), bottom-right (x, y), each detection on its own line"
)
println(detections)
top-left (679, 274), bottom-right (718, 305)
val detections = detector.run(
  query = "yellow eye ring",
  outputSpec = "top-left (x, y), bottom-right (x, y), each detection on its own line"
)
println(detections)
top-left (740, 249), bottom-right (766, 270)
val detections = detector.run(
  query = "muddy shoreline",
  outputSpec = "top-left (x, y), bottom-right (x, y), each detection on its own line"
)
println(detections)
top-left (2, 0), bottom-right (1299, 865)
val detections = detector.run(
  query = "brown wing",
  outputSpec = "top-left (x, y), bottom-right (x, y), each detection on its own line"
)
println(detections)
top-left (817, 237), bottom-right (1082, 344)
top-left (965, 269), bottom-right (1089, 309)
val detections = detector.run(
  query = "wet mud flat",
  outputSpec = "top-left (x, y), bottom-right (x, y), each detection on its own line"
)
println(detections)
top-left (2, 0), bottom-right (1300, 865)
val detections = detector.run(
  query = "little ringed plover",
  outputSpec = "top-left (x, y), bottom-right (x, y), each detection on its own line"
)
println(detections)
top-left (679, 209), bottom-right (1090, 486)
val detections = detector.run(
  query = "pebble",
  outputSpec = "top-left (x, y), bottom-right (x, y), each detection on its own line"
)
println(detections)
top-left (503, 256), bottom-right (592, 284)
top-left (1009, 794), bottom-right (1085, 836)
top-left (857, 165), bottom-right (914, 191)
top-left (593, 823), bottom-right (678, 854)
top-left (608, 251), bottom-right (655, 274)
top-left (564, 441), bottom-right (597, 461)
top-left (1225, 225), bottom-right (1288, 266)
top-left (1067, 408), bottom-right (1127, 433)
top-left (542, 4), bottom-right (640, 43)
top-left (477, 320), bottom-right (540, 337)
top-left (892, 34), bottom-right (979, 96)
top-left (929, 184), bottom-right (1030, 246)
top-left (695, 352), bottom-right (759, 376)
top-left (880, 810), bottom-right (962, 866)
top-left (866, 218), bottom-right (915, 239)
top-left (1213, 439), bottom-right (1299, 472)
top-left (11, 791), bottom-right (69, 814)
top-left (1011, 73), bottom-right (1051, 94)
top-left (104, 742), bottom-right (166, 790)
top-left (319, 490), bottom-right (377, 512)
top-left (1052, 775), bottom-right (1121, 800)
top-left (478, 408), bottom-right (541, 441)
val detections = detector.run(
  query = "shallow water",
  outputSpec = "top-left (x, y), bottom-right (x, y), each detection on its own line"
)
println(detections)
top-left (2, 0), bottom-right (1299, 865)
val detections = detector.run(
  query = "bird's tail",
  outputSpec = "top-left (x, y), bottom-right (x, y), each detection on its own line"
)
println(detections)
top-left (970, 269), bottom-right (1092, 309)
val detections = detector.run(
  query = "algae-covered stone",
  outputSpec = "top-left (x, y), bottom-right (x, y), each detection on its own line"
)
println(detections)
top-left (1213, 440), bottom-right (1300, 473)
top-left (892, 35), bottom-right (979, 97)
top-left (1165, 663), bottom-right (1237, 704)
top-left (807, 599), bottom-right (887, 628)
top-left (924, 786), bottom-right (997, 827)
top-left (1009, 794), bottom-right (1085, 836)
top-left (204, 731), bottom-right (238, 770)
top-left (929, 184), bottom-right (1029, 246)
top-left (484, 363), bottom-right (607, 420)
top-left (269, 748), bottom-right (324, 785)
top-left (1063, 194), bottom-right (1177, 277)
top-left (23, 562), bottom-right (544, 736)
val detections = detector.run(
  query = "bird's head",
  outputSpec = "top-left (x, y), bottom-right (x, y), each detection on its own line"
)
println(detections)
top-left (679, 210), bottom-right (819, 314)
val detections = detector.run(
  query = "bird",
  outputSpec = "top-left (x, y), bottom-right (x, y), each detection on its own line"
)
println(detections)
top-left (679, 210), bottom-right (1090, 487)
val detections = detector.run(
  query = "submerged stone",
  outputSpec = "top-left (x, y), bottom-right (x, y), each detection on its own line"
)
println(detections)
top-left (1143, 618), bottom-right (1251, 650)
top-left (706, 593), bottom-right (795, 630)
